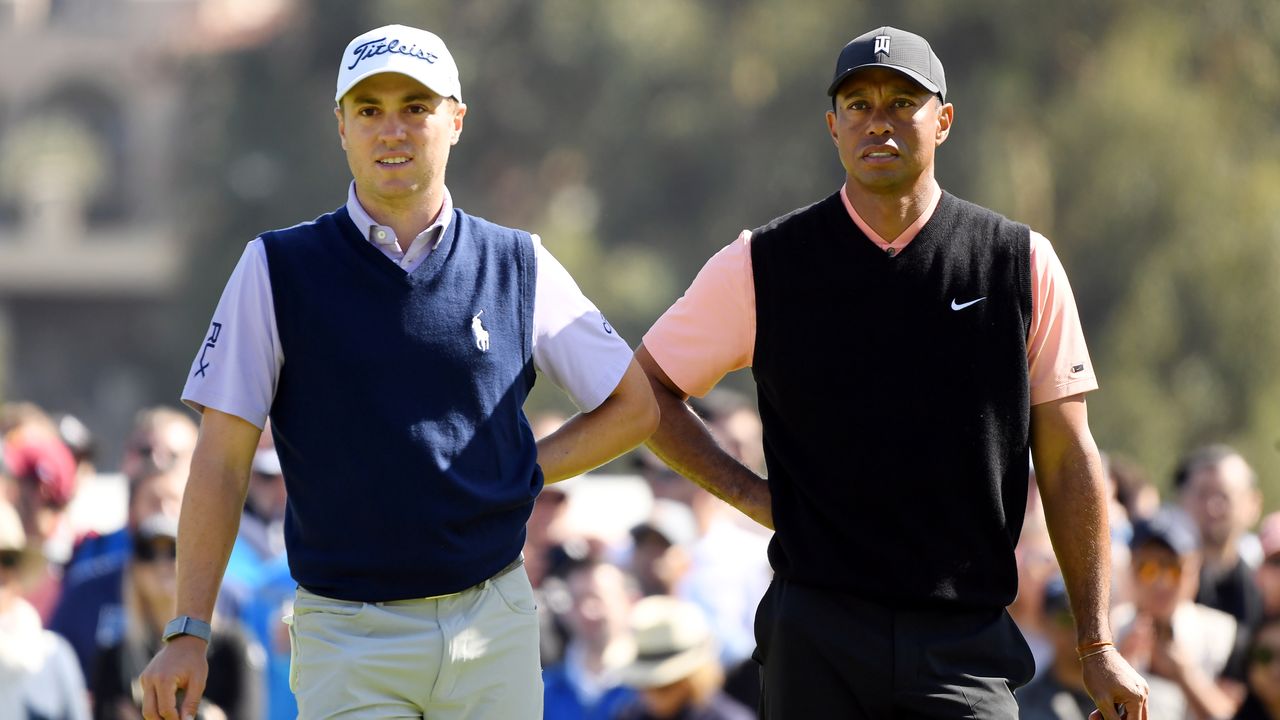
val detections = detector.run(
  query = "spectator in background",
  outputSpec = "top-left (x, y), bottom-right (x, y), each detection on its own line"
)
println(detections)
top-left (0, 401), bottom-right (61, 440)
top-left (116, 407), bottom-right (199, 491)
top-left (614, 595), bottom-right (752, 720)
top-left (50, 466), bottom-right (190, 680)
top-left (0, 498), bottom-right (90, 720)
top-left (544, 558), bottom-right (639, 720)
top-left (1177, 445), bottom-right (1266, 671)
top-left (628, 499), bottom-right (697, 597)
top-left (92, 513), bottom-right (262, 720)
top-left (1, 430), bottom-right (79, 621)
top-left (63, 407), bottom-right (198, 584)
top-left (1106, 452), bottom-right (1160, 527)
top-left (223, 446), bottom-right (287, 590)
top-left (1234, 615), bottom-right (1280, 720)
top-left (1113, 509), bottom-right (1242, 720)
top-left (220, 442), bottom-right (295, 720)
top-left (1177, 443), bottom-right (1269, 691)
top-left (1256, 513), bottom-right (1280, 620)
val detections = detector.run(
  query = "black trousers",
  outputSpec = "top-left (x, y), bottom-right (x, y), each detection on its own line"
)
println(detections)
top-left (753, 579), bottom-right (1034, 719)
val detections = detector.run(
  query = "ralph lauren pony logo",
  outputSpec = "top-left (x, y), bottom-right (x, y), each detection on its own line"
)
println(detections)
top-left (348, 37), bottom-right (439, 71)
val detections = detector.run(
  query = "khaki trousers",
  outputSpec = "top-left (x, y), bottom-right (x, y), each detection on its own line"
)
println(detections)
top-left (285, 565), bottom-right (543, 719)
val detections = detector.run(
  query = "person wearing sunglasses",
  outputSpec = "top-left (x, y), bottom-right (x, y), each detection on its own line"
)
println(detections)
top-left (1113, 509), bottom-right (1244, 719)
top-left (1233, 614), bottom-right (1280, 719)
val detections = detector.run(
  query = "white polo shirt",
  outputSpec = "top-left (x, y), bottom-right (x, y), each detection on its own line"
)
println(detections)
top-left (183, 184), bottom-right (633, 429)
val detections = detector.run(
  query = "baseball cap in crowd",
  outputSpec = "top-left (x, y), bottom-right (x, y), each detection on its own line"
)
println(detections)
top-left (1131, 508), bottom-right (1201, 557)
top-left (4, 434), bottom-right (77, 509)
top-left (1259, 511), bottom-right (1280, 560)
top-left (251, 447), bottom-right (282, 477)
top-left (618, 596), bottom-right (718, 688)
top-left (828, 26), bottom-right (947, 101)
top-left (630, 499), bottom-right (698, 549)
top-left (335, 24), bottom-right (462, 104)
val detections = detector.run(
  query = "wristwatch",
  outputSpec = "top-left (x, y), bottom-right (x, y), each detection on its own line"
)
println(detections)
top-left (162, 615), bottom-right (213, 643)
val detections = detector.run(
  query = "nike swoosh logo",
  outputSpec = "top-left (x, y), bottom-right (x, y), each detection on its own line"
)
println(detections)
top-left (951, 297), bottom-right (986, 311)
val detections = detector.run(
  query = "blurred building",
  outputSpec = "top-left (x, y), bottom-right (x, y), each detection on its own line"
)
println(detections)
top-left (0, 0), bottom-right (292, 466)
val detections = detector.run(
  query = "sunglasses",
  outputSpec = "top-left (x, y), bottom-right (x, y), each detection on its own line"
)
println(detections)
top-left (133, 537), bottom-right (178, 563)
top-left (0, 549), bottom-right (23, 569)
top-left (1252, 645), bottom-right (1279, 667)
top-left (1134, 558), bottom-right (1182, 585)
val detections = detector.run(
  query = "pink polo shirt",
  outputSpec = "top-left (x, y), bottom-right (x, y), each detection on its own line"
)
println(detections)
top-left (644, 182), bottom-right (1098, 405)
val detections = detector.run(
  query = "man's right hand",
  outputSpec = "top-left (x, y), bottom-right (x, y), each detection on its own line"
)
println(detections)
top-left (140, 636), bottom-right (209, 720)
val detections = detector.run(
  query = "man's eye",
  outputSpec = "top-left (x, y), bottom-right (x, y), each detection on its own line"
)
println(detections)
top-left (358, 107), bottom-right (378, 117)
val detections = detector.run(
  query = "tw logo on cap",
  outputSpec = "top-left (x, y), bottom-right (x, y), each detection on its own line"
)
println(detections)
top-left (873, 35), bottom-right (891, 58)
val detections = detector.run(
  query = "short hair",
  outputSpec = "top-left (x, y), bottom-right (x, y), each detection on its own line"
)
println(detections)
top-left (1172, 443), bottom-right (1257, 493)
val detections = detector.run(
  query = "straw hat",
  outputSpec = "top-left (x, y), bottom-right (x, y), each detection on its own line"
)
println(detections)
top-left (617, 596), bottom-right (717, 689)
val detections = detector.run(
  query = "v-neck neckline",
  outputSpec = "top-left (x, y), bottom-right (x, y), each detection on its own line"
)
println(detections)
top-left (332, 206), bottom-right (459, 285)
top-left (823, 191), bottom-right (949, 264)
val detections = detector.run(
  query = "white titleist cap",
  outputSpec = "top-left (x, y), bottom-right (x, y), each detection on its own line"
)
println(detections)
top-left (335, 24), bottom-right (461, 104)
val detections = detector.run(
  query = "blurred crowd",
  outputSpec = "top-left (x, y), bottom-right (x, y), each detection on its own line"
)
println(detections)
top-left (1, 393), bottom-right (1278, 720)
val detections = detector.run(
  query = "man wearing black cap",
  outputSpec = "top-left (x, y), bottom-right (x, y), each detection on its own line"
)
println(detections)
top-left (636, 26), bottom-right (1148, 719)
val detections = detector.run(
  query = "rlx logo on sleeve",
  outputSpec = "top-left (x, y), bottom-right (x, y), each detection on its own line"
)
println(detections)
top-left (194, 322), bottom-right (222, 378)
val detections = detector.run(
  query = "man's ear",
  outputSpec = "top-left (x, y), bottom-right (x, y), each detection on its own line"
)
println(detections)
top-left (335, 105), bottom-right (348, 151)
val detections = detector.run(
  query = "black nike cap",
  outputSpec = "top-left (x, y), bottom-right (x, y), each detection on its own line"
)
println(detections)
top-left (828, 26), bottom-right (946, 102)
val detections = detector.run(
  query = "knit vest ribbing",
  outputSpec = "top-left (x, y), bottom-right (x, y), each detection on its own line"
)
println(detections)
top-left (751, 191), bottom-right (1032, 610)
top-left (261, 206), bottom-right (539, 602)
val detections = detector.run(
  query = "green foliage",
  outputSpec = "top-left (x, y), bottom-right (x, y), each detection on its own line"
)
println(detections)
top-left (175, 0), bottom-right (1280, 508)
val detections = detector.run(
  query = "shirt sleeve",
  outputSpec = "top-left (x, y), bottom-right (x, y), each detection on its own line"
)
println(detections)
top-left (1027, 232), bottom-right (1099, 405)
top-left (642, 231), bottom-right (756, 397)
top-left (531, 235), bottom-right (633, 412)
top-left (181, 240), bottom-right (282, 428)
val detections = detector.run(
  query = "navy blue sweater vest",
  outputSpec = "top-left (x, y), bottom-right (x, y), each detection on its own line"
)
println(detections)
top-left (751, 191), bottom-right (1033, 610)
top-left (260, 206), bottom-right (540, 602)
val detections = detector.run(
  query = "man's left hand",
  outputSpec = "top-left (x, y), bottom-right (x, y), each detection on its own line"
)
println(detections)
top-left (1083, 649), bottom-right (1149, 720)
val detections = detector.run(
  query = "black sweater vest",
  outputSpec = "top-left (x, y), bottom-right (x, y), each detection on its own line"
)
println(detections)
top-left (751, 191), bottom-right (1033, 610)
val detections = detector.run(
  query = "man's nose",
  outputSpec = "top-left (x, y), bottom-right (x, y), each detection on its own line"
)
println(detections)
top-left (866, 105), bottom-right (893, 136)
top-left (379, 116), bottom-right (408, 142)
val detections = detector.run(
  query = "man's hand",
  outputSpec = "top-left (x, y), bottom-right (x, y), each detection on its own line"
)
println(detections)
top-left (1083, 649), bottom-right (1149, 720)
top-left (140, 635), bottom-right (209, 720)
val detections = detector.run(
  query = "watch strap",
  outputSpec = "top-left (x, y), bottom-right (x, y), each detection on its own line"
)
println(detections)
top-left (162, 615), bottom-right (212, 643)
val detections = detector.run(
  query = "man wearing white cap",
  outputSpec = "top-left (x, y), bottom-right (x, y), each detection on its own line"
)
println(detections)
top-left (140, 23), bottom-right (658, 720)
